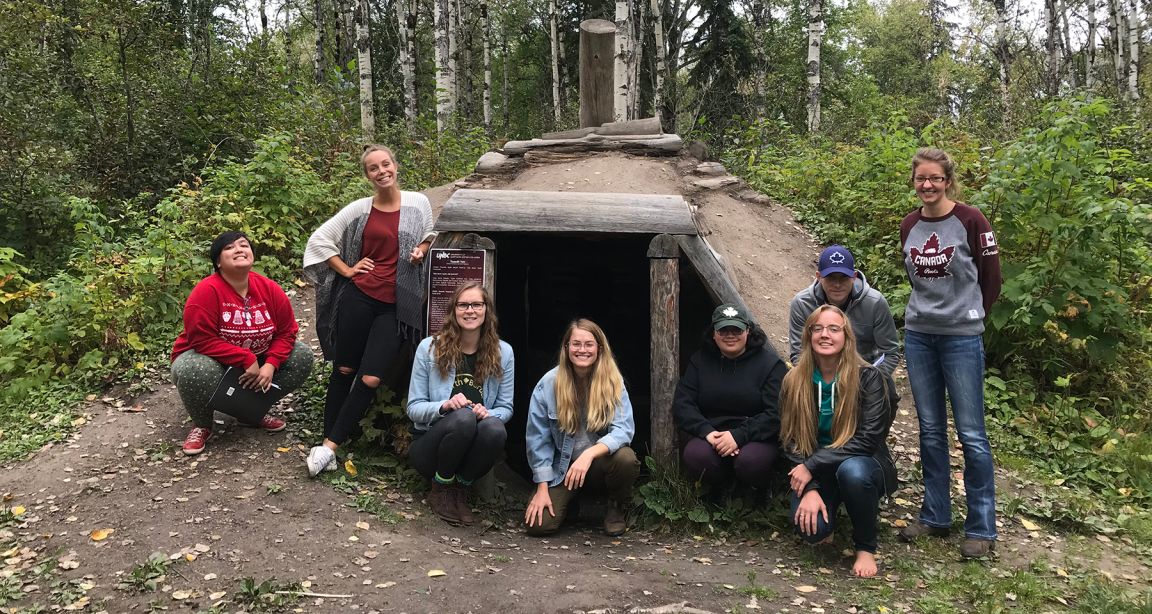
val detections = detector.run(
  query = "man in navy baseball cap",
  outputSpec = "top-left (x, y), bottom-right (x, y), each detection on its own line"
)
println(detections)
top-left (787, 245), bottom-right (902, 377)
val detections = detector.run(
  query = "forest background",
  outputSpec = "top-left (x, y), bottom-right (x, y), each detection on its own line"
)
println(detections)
top-left (1, 0), bottom-right (1150, 564)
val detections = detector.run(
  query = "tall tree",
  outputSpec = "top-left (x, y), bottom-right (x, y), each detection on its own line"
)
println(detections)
top-left (482, 2), bottom-right (492, 131)
top-left (1087, 0), bottom-right (1098, 88)
top-left (1127, 0), bottom-right (1140, 100)
top-left (615, 0), bottom-right (635, 121)
top-left (549, 0), bottom-right (561, 122)
top-left (314, 0), bottom-right (327, 82)
top-left (396, 0), bottom-right (417, 121)
top-left (434, 0), bottom-right (455, 130)
top-left (1045, 0), bottom-right (1061, 95)
top-left (650, 0), bottom-right (667, 124)
top-left (354, 0), bottom-right (375, 137)
top-left (806, 0), bottom-right (824, 132)
top-left (991, 0), bottom-right (1013, 112)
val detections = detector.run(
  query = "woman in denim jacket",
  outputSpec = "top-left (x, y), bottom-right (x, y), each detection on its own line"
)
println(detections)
top-left (524, 319), bottom-right (640, 537)
top-left (407, 282), bottom-right (514, 526)
top-left (780, 305), bottom-right (897, 578)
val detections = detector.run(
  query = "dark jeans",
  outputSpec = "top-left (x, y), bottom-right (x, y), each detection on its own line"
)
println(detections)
top-left (681, 437), bottom-right (778, 490)
top-left (408, 408), bottom-right (508, 483)
top-left (525, 446), bottom-right (640, 536)
top-left (789, 456), bottom-right (884, 553)
top-left (325, 284), bottom-right (403, 445)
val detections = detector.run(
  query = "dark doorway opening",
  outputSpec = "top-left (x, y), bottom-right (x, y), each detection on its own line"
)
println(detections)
top-left (488, 232), bottom-right (715, 479)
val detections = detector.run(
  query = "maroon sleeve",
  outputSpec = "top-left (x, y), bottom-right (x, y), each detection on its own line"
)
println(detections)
top-left (256, 274), bottom-right (299, 369)
top-left (179, 278), bottom-right (258, 369)
top-left (961, 205), bottom-right (1003, 314)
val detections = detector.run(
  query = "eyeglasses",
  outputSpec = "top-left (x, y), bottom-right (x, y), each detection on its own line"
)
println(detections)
top-left (455, 301), bottom-right (486, 311)
top-left (568, 341), bottom-right (598, 350)
top-left (913, 175), bottom-right (948, 185)
top-left (810, 324), bottom-right (843, 334)
top-left (715, 327), bottom-right (746, 337)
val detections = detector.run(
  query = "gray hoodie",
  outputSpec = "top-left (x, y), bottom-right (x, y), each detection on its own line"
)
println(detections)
top-left (787, 271), bottom-right (902, 377)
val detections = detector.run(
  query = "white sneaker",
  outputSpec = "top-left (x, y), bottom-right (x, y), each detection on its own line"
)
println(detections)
top-left (306, 446), bottom-right (336, 477)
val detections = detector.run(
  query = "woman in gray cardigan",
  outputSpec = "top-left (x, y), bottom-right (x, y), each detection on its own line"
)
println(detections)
top-left (302, 144), bottom-right (435, 477)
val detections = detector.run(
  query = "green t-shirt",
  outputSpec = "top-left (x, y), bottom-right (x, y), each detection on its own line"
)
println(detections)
top-left (452, 352), bottom-right (484, 405)
top-left (812, 370), bottom-right (836, 447)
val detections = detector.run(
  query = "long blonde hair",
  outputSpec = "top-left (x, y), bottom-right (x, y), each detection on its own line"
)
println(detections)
top-left (554, 319), bottom-right (624, 434)
top-left (432, 283), bottom-right (504, 382)
top-left (779, 305), bottom-right (864, 456)
top-left (911, 147), bottom-right (961, 200)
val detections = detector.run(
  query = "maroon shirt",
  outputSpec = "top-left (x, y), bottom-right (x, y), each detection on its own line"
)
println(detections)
top-left (353, 207), bottom-right (400, 303)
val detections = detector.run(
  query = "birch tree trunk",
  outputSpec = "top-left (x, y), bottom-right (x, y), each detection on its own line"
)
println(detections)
top-left (1109, 0), bottom-right (1125, 91)
top-left (1087, 0), bottom-right (1098, 88)
top-left (502, 17), bottom-right (511, 133)
top-left (354, 0), bottom-right (374, 138)
top-left (549, 0), bottom-right (561, 122)
top-left (434, 0), bottom-right (455, 131)
top-left (313, 0), bottom-right (327, 83)
top-left (482, 2), bottom-right (492, 131)
top-left (459, 0), bottom-right (473, 121)
top-left (1061, 0), bottom-right (1076, 87)
top-left (1128, 0), bottom-right (1140, 100)
top-left (1044, 0), bottom-right (1060, 95)
top-left (448, 0), bottom-right (459, 115)
top-left (397, 0), bottom-right (417, 121)
top-left (650, 0), bottom-right (666, 124)
top-left (806, 0), bottom-right (823, 133)
top-left (614, 1), bottom-right (633, 121)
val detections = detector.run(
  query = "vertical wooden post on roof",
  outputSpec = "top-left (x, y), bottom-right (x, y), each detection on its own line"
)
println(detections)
top-left (579, 19), bottom-right (616, 128)
top-left (648, 233), bottom-right (680, 468)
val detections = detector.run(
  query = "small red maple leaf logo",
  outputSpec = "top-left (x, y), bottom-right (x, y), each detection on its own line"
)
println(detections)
top-left (910, 232), bottom-right (955, 279)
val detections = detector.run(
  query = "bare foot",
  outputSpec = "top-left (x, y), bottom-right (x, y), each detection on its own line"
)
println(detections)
top-left (852, 551), bottom-right (877, 578)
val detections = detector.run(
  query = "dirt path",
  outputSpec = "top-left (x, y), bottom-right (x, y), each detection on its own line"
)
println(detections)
top-left (1, 152), bottom-right (1147, 613)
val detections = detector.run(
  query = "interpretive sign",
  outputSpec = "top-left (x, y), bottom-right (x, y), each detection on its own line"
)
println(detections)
top-left (426, 248), bottom-right (487, 333)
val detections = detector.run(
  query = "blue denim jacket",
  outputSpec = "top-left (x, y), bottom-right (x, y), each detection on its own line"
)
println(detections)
top-left (406, 336), bottom-right (515, 431)
top-left (525, 367), bottom-right (635, 487)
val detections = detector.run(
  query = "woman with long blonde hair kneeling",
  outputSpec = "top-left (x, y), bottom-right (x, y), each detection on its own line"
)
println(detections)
top-left (779, 305), bottom-right (897, 577)
top-left (524, 319), bottom-right (640, 537)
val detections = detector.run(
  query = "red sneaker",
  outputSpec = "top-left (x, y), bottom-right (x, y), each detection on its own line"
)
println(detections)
top-left (258, 415), bottom-right (287, 432)
top-left (182, 427), bottom-right (212, 455)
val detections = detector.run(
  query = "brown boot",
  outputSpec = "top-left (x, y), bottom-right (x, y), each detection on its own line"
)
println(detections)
top-left (453, 484), bottom-right (475, 526)
top-left (427, 483), bottom-right (462, 525)
top-left (603, 501), bottom-right (627, 537)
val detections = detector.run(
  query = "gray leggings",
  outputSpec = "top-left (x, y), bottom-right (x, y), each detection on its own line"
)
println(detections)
top-left (171, 341), bottom-right (314, 428)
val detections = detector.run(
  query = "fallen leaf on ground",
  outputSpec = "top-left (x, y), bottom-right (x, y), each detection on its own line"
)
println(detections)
top-left (203, 573), bottom-right (217, 580)
top-left (89, 528), bottom-right (113, 541)
top-left (794, 585), bottom-right (818, 593)
top-left (375, 581), bottom-right (396, 589)
top-left (209, 591), bottom-right (226, 599)
top-left (276, 447), bottom-right (292, 453)
top-left (345, 460), bottom-right (358, 476)
top-left (356, 521), bottom-right (370, 530)
top-left (427, 569), bottom-right (446, 577)
top-left (1019, 518), bottom-right (1040, 531)
top-left (171, 590), bottom-right (192, 600)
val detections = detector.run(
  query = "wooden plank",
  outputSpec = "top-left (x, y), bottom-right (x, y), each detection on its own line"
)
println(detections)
top-left (502, 134), bottom-right (682, 156)
top-left (579, 19), bottom-right (616, 128)
top-left (676, 234), bottom-right (753, 322)
top-left (435, 189), bottom-right (697, 235)
top-left (649, 248), bottom-right (679, 468)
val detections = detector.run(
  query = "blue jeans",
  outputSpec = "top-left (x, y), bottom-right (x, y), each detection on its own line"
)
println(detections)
top-left (904, 330), bottom-right (997, 540)
top-left (790, 456), bottom-right (884, 553)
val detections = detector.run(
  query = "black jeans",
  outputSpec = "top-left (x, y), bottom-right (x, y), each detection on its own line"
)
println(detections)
top-left (325, 284), bottom-right (403, 445)
top-left (408, 408), bottom-right (507, 483)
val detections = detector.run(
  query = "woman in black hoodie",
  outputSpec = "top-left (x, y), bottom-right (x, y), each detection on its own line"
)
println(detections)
top-left (672, 303), bottom-right (787, 497)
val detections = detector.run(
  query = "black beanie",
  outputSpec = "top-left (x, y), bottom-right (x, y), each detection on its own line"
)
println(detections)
top-left (209, 231), bottom-right (250, 272)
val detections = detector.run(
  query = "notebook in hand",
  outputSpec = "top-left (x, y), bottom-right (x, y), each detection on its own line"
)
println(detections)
top-left (206, 367), bottom-right (289, 424)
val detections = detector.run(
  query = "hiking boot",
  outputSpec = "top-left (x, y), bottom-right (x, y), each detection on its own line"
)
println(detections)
top-left (898, 521), bottom-right (950, 542)
top-left (452, 484), bottom-right (475, 526)
top-left (182, 427), bottom-right (212, 455)
top-left (427, 483), bottom-right (462, 525)
top-left (960, 538), bottom-right (995, 559)
top-left (603, 502), bottom-right (627, 537)
top-left (306, 445), bottom-right (336, 477)
top-left (257, 415), bottom-right (286, 432)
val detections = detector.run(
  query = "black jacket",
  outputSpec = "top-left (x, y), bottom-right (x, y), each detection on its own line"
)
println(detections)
top-left (784, 366), bottom-right (898, 496)
top-left (671, 341), bottom-right (787, 447)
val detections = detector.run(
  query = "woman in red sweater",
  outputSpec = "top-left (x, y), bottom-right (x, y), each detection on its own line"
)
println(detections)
top-left (171, 231), bottom-right (314, 454)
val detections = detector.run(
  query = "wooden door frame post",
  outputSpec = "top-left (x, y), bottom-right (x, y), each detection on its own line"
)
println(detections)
top-left (648, 234), bottom-right (680, 468)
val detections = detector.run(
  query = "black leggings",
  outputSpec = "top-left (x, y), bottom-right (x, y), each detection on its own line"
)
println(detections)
top-left (408, 408), bottom-right (508, 483)
top-left (325, 284), bottom-right (403, 445)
